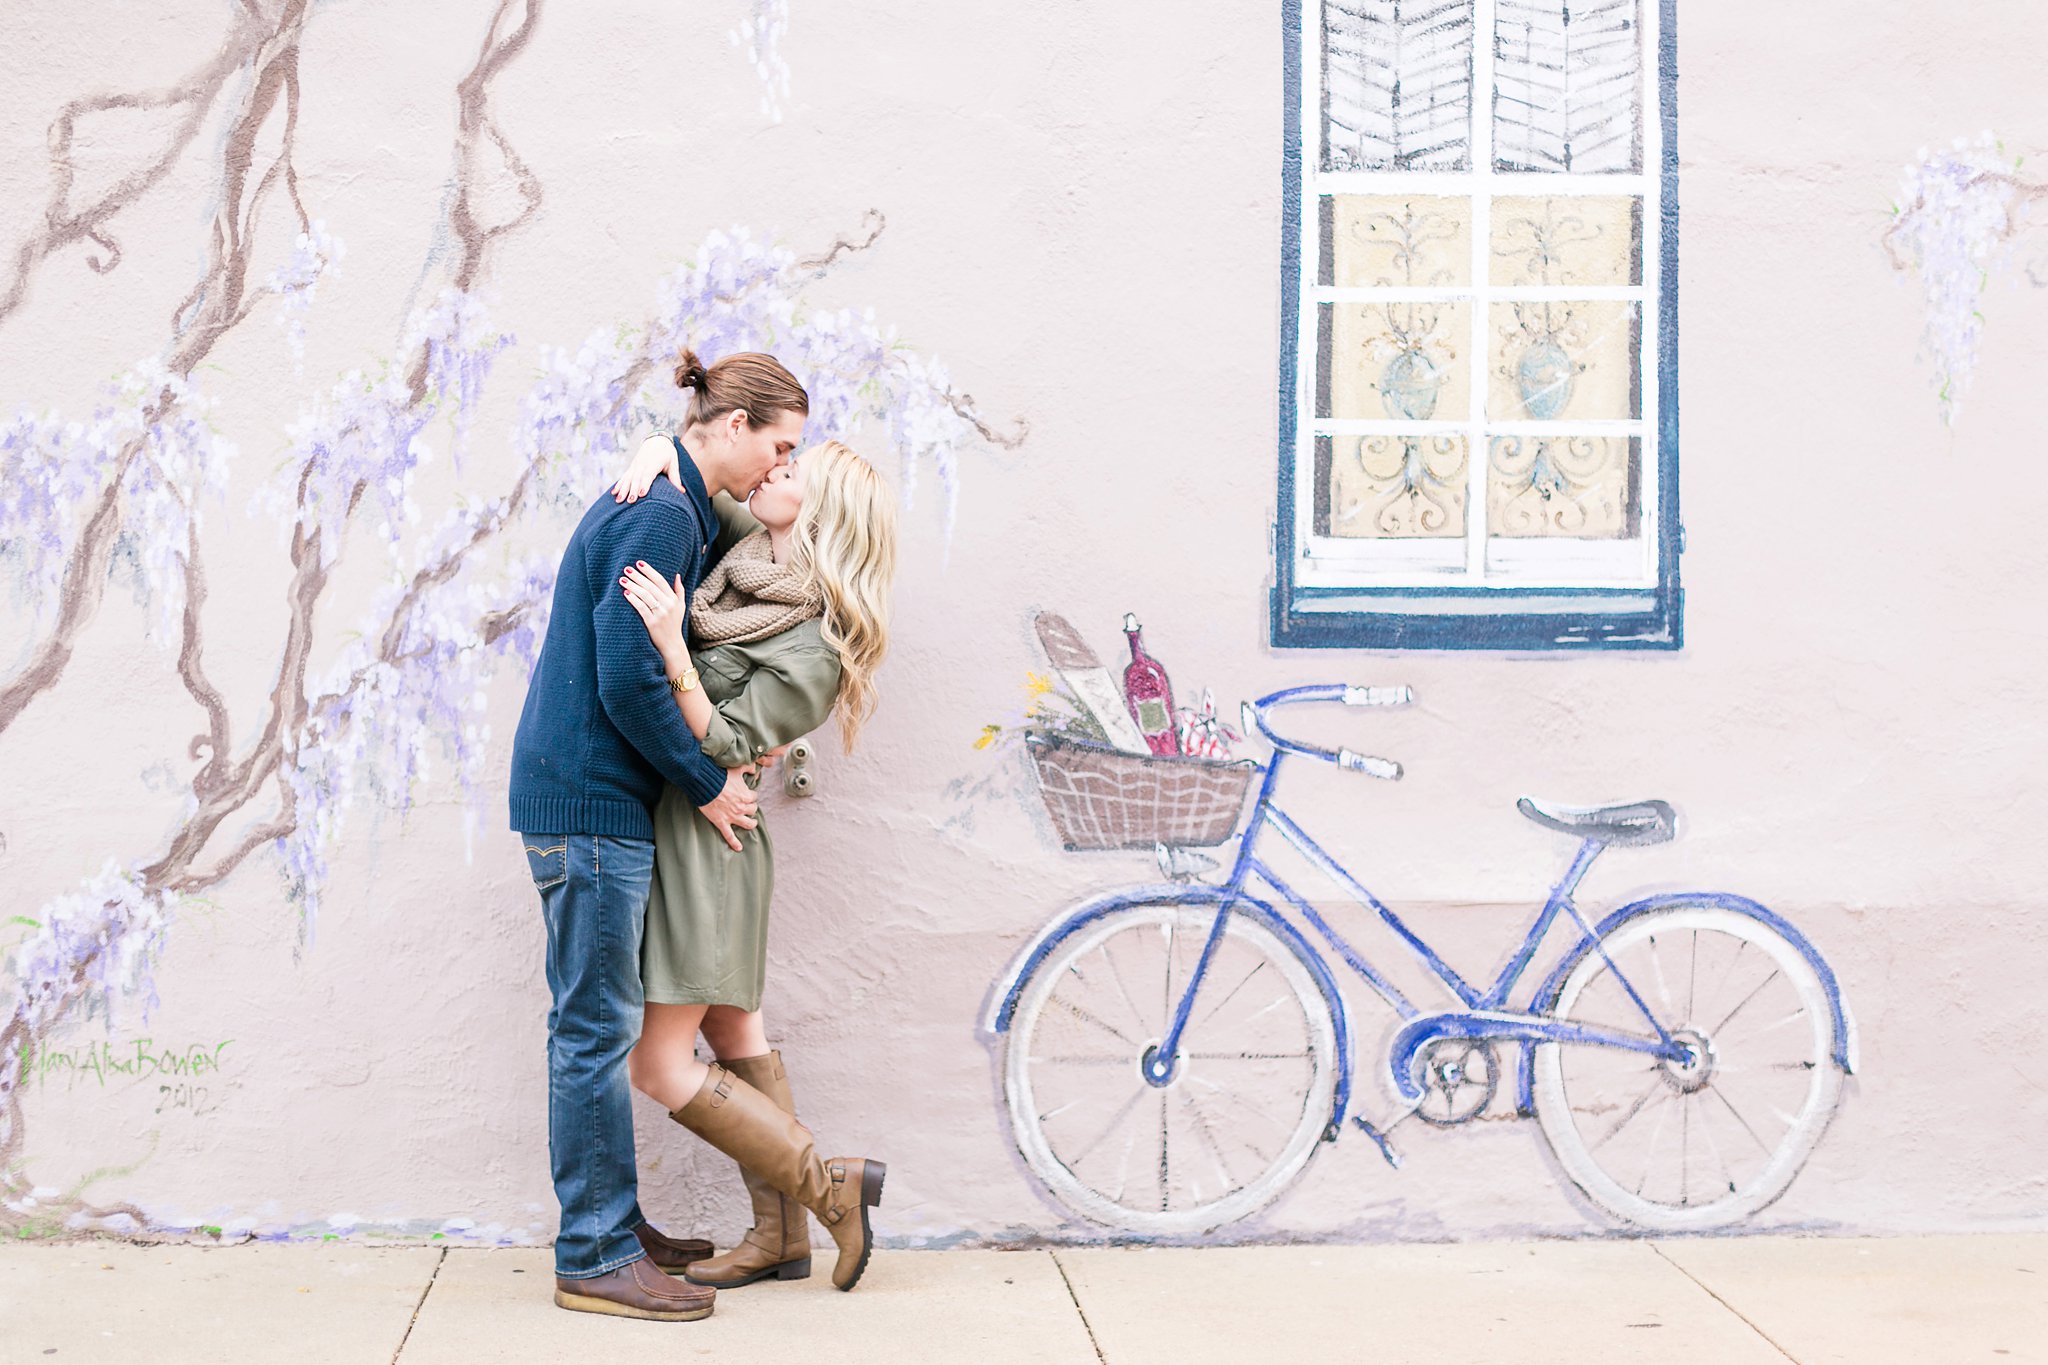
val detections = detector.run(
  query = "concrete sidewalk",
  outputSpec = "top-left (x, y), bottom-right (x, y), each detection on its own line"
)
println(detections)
top-left (1, 1234), bottom-right (2041, 1364)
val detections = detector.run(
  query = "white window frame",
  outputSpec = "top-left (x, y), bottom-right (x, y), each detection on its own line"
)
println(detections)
top-left (1291, 0), bottom-right (1664, 594)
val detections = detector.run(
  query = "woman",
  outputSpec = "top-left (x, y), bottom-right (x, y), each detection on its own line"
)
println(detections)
top-left (613, 435), bottom-right (898, 1293)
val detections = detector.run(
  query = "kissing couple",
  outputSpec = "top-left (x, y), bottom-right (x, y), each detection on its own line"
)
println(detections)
top-left (509, 348), bottom-right (898, 1321)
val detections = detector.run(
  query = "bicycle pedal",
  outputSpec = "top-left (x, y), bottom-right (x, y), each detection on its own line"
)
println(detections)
top-left (1351, 1115), bottom-right (1404, 1170)
top-left (1153, 843), bottom-right (1218, 881)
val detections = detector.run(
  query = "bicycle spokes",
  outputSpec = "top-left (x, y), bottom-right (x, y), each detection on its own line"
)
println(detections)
top-left (1533, 908), bottom-right (1841, 1228)
top-left (1004, 904), bottom-right (1339, 1233)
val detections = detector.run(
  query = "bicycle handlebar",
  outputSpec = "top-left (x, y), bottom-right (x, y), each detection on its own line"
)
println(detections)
top-left (1337, 748), bottom-right (1403, 780)
top-left (1343, 685), bottom-right (1413, 708)
top-left (1241, 683), bottom-right (1412, 781)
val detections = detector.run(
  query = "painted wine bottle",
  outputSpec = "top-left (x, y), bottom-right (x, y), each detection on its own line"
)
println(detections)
top-left (1121, 613), bottom-right (1179, 756)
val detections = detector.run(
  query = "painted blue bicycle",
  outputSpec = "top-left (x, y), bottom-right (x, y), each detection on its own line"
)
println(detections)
top-left (984, 684), bottom-right (1855, 1235)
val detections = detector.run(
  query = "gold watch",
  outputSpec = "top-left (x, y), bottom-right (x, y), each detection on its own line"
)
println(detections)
top-left (667, 666), bottom-right (701, 696)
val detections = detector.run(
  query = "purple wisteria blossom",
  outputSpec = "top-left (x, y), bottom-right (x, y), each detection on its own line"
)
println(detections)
top-left (257, 291), bottom-right (519, 927)
top-left (731, 0), bottom-right (792, 123)
top-left (0, 408), bottom-right (122, 620)
top-left (263, 287), bottom-right (513, 564)
top-left (1, 864), bottom-right (174, 1173)
top-left (5, 865), bottom-right (171, 1043)
top-left (1887, 132), bottom-right (2043, 424)
top-left (269, 221), bottom-right (345, 367)
top-left (277, 545), bottom-right (553, 928)
top-left (0, 361), bottom-right (234, 645)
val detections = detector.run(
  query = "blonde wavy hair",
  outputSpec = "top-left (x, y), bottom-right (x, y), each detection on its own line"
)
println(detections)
top-left (785, 441), bottom-right (897, 751)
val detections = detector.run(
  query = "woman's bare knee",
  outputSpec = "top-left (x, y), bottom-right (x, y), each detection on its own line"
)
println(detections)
top-left (702, 1006), bottom-right (769, 1059)
top-left (633, 1002), bottom-right (710, 1106)
top-left (630, 1047), bottom-right (710, 1111)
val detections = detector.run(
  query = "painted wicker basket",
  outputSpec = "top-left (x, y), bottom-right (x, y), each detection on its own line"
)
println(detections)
top-left (1024, 732), bottom-right (1257, 851)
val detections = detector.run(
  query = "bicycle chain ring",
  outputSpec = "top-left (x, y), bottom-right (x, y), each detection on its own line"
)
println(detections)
top-left (1414, 1038), bottom-right (1500, 1127)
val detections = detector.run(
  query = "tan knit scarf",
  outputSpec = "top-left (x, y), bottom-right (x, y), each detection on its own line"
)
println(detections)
top-left (689, 530), bottom-right (823, 646)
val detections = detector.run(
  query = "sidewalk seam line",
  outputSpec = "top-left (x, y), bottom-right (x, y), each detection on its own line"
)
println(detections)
top-left (1048, 1250), bottom-right (1108, 1365)
top-left (390, 1245), bottom-right (449, 1363)
top-left (1650, 1242), bottom-right (1802, 1365)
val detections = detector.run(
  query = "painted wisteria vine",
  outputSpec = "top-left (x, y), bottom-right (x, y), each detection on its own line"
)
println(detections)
top-left (1885, 132), bottom-right (2048, 424)
top-left (0, 0), bottom-right (1022, 1241)
top-left (733, 0), bottom-right (794, 123)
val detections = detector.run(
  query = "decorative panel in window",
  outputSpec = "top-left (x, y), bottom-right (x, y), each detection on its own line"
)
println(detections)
top-left (1275, 0), bottom-right (1680, 650)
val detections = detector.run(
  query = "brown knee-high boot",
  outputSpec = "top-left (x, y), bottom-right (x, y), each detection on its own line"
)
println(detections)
top-left (670, 1063), bottom-right (884, 1291)
top-left (683, 1051), bottom-right (813, 1288)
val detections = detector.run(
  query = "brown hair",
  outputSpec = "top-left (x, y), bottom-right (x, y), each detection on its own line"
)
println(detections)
top-left (674, 349), bottom-right (809, 430)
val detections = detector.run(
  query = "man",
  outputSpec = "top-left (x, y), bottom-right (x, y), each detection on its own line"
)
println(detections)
top-left (509, 352), bottom-right (808, 1321)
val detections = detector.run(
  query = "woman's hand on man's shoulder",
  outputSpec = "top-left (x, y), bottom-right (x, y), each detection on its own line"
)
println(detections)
top-left (612, 433), bottom-right (683, 505)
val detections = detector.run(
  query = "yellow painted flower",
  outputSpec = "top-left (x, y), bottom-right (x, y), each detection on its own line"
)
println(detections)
top-left (1021, 671), bottom-right (1056, 718)
top-left (973, 724), bottom-right (1002, 751)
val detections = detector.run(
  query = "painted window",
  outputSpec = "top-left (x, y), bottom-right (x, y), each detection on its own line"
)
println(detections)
top-left (1273, 0), bottom-right (1680, 650)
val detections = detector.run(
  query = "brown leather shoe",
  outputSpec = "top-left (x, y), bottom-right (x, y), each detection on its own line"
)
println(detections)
top-left (634, 1221), bottom-right (714, 1276)
top-left (671, 1064), bottom-right (885, 1291)
top-left (553, 1256), bottom-right (715, 1321)
top-left (684, 1052), bottom-right (813, 1288)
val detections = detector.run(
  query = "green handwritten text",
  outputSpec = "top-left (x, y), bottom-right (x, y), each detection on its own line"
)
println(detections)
top-left (33, 1038), bottom-right (236, 1092)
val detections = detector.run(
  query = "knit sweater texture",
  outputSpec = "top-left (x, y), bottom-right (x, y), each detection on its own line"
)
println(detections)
top-left (509, 452), bottom-right (728, 839)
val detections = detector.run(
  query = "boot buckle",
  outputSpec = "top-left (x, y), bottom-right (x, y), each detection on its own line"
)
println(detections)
top-left (822, 1162), bottom-right (848, 1223)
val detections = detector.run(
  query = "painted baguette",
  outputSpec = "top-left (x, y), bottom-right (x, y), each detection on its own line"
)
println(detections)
top-left (1033, 612), bottom-right (1150, 754)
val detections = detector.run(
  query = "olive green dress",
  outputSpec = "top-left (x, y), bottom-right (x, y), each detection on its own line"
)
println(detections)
top-left (641, 499), bottom-right (843, 1010)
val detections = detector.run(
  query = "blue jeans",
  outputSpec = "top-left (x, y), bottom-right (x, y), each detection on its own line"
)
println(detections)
top-left (523, 832), bottom-right (654, 1279)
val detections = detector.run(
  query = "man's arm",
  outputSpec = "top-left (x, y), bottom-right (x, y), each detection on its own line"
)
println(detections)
top-left (588, 506), bottom-right (728, 807)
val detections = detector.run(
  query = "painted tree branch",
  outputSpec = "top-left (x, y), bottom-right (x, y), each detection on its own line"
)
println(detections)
top-left (0, 0), bottom-right (316, 740)
top-left (1881, 167), bottom-right (2048, 272)
top-left (171, 519), bottom-right (234, 786)
top-left (170, 0), bottom-right (314, 365)
top-left (141, 513), bottom-right (329, 892)
top-left (161, 2), bottom-right (549, 891)
top-left (791, 211), bottom-right (1027, 450)
top-left (449, 0), bottom-right (545, 293)
top-left (0, 5), bottom-right (273, 326)
top-left (406, 0), bottom-right (546, 402)
top-left (796, 208), bottom-right (887, 272)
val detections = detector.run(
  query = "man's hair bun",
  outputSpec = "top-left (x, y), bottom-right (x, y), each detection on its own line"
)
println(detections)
top-left (674, 348), bottom-right (710, 391)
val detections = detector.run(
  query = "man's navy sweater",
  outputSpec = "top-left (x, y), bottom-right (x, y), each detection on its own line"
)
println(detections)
top-left (509, 457), bottom-right (727, 839)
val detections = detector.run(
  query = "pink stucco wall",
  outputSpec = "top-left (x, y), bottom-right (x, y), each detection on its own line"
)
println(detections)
top-left (1, 0), bottom-right (2044, 1248)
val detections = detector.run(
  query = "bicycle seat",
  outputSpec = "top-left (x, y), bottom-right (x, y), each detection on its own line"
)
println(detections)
top-left (1516, 796), bottom-right (1677, 846)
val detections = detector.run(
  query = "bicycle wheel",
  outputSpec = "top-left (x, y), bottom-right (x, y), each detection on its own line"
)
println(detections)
top-left (1532, 904), bottom-right (1844, 1230)
top-left (1003, 900), bottom-right (1339, 1235)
